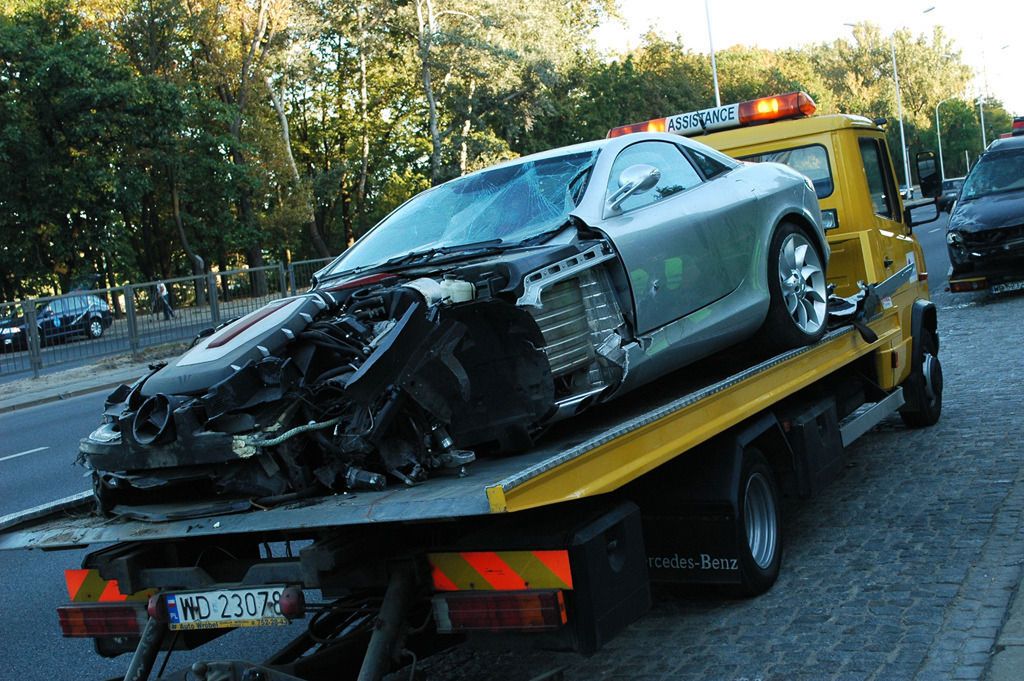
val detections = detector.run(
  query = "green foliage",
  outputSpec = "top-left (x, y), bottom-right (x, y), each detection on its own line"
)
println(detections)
top-left (0, 3), bottom-right (147, 297)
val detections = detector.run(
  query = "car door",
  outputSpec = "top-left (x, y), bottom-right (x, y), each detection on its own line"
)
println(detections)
top-left (38, 299), bottom-right (64, 339)
top-left (594, 140), bottom-right (737, 334)
top-left (65, 296), bottom-right (90, 333)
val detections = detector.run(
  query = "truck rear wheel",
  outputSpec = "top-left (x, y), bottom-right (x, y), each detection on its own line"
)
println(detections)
top-left (899, 330), bottom-right (942, 427)
top-left (735, 448), bottom-right (782, 596)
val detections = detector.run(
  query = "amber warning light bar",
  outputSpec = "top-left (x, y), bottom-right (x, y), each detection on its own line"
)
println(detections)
top-left (608, 92), bottom-right (817, 138)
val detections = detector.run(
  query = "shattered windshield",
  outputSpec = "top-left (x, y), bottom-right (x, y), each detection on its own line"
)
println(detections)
top-left (326, 150), bottom-right (598, 274)
top-left (961, 149), bottom-right (1024, 201)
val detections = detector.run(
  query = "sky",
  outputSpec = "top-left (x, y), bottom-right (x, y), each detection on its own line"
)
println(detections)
top-left (593, 0), bottom-right (1022, 117)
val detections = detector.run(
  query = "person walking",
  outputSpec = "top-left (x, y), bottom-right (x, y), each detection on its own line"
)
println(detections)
top-left (156, 281), bottom-right (175, 320)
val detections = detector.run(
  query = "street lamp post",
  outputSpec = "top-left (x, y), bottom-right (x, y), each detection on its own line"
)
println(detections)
top-left (705, 0), bottom-right (721, 107)
top-left (935, 97), bottom-right (954, 181)
top-left (846, 22), bottom-right (913, 192)
top-left (890, 36), bottom-right (912, 194)
top-left (978, 97), bottom-right (987, 148)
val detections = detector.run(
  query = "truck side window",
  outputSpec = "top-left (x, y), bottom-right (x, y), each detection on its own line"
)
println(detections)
top-left (608, 141), bottom-right (703, 213)
top-left (858, 138), bottom-right (898, 221)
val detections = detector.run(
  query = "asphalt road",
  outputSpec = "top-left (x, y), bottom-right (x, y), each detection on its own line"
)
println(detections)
top-left (913, 205), bottom-right (952, 293)
top-left (0, 394), bottom-right (306, 681)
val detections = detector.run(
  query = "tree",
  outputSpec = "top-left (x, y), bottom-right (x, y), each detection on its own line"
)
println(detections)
top-left (0, 3), bottom-right (151, 297)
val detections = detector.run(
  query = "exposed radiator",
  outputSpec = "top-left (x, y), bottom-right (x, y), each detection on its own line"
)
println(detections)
top-left (529, 268), bottom-right (622, 379)
top-left (532, 279), bottom-right (593, 377)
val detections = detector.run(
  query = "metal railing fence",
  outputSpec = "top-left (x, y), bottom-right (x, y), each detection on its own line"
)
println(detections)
top-left (0, 258), bottom-right (336, 380)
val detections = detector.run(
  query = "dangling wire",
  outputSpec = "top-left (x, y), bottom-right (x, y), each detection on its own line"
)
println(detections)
top-left (154, 630), bottom-right (179, 678)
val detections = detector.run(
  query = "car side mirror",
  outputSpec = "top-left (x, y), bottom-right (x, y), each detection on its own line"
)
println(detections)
top-left (607, 164), bottom-right (661, 212)
top-left (916, 151), bottom-right (941, 199)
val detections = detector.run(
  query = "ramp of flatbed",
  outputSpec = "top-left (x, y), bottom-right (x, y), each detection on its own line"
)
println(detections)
top-left (0, 314), bottom-right (901, 552)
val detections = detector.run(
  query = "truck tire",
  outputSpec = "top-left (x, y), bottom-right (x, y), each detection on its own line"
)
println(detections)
top-left (899, 330), bottom-right (942, 427)
top-left (761, 222), bottom-right (828, 351)
top-left (735, 448), bottom-right (782, 596)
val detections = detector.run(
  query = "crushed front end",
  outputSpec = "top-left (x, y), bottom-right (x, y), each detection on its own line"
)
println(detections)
top-left (80, 242), bottom-right (631, 515)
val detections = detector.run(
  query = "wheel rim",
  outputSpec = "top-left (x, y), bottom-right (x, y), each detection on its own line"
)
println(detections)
top-left (744, 472), bottom-right (778, 570)
top-left (90, 320), bottom-right (102, 337)
top-left (778, 233), bottom-right (827, 335)
top-left (922, 352), bottom-right (942, 404)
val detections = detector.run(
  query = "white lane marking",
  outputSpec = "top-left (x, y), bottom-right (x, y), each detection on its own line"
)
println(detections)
top-left (930, 227), bottom-right (942, 233)
top-left (0, 446), bottom-right (49, 463)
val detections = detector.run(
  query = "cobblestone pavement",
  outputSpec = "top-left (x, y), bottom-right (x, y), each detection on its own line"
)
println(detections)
top-left (403, 289), bottom-right (1024, 681)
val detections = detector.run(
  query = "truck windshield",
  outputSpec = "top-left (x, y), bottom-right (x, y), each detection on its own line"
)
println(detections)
top-left (740, 144), bottom-right (834, 198)
top-left (961, 149), bottom-right (1024, 201)
top-left (325, 150), bottom-right (598, 275)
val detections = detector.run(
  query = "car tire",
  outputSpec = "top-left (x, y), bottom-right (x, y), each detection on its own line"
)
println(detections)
top-left (899, 330), bottom-right (942, 428)
top-left (761, 222), bottom-right (828, 351)
top-left (86, 317), bottom-right (105, 339)
top-left (734, 448), bottom-right (783, 597)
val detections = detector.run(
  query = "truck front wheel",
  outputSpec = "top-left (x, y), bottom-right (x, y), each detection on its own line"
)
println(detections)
top-left (735, 448), bottom-right (782, 596)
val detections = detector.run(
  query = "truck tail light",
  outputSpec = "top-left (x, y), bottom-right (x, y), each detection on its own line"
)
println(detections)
top-left (432, 590), bottom-right (567, 633)
top-left (57, 603), bottom-right (149, 637)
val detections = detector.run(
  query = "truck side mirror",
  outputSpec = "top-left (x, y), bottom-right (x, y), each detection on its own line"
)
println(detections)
top-left (915, 151), bottom-right (940, 199)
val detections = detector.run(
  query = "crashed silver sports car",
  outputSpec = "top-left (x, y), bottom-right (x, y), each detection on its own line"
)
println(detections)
top-left (81, 132), bottom-right (827, 511)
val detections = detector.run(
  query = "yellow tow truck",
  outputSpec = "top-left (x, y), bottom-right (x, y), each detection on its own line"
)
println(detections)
top-left (0, 93), bottom-right (945, 681)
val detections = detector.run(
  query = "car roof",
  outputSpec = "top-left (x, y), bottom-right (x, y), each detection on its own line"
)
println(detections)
top-left (985, 136), bottom-right (1024, 152)
top-left (454, 131), bottom-right (737, 181)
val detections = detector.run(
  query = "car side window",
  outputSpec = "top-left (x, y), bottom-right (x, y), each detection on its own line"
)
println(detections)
top-left (686, 147), bottom-right (733, 179)
top-left (859, 137), bottom-right (899, 220)
top-left (608, 141), bottom-right (703, 213)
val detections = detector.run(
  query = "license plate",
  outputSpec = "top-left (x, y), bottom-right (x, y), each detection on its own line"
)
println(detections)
top-left (165, 586), bottom-right (290, 631)
top-left (991, 280), bottom-right (1024, 294)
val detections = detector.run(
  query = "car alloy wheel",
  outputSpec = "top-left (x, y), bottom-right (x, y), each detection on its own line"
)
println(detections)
top-left (777, 232), bottom-right (827, 335)
top-left (88, 319), bottom-right (104, 338)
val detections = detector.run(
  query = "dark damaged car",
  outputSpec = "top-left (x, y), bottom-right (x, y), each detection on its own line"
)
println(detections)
top-left (947, 135), bottom-right (1024, 291)
top-left (80, 133), bottom-right (828, 514)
